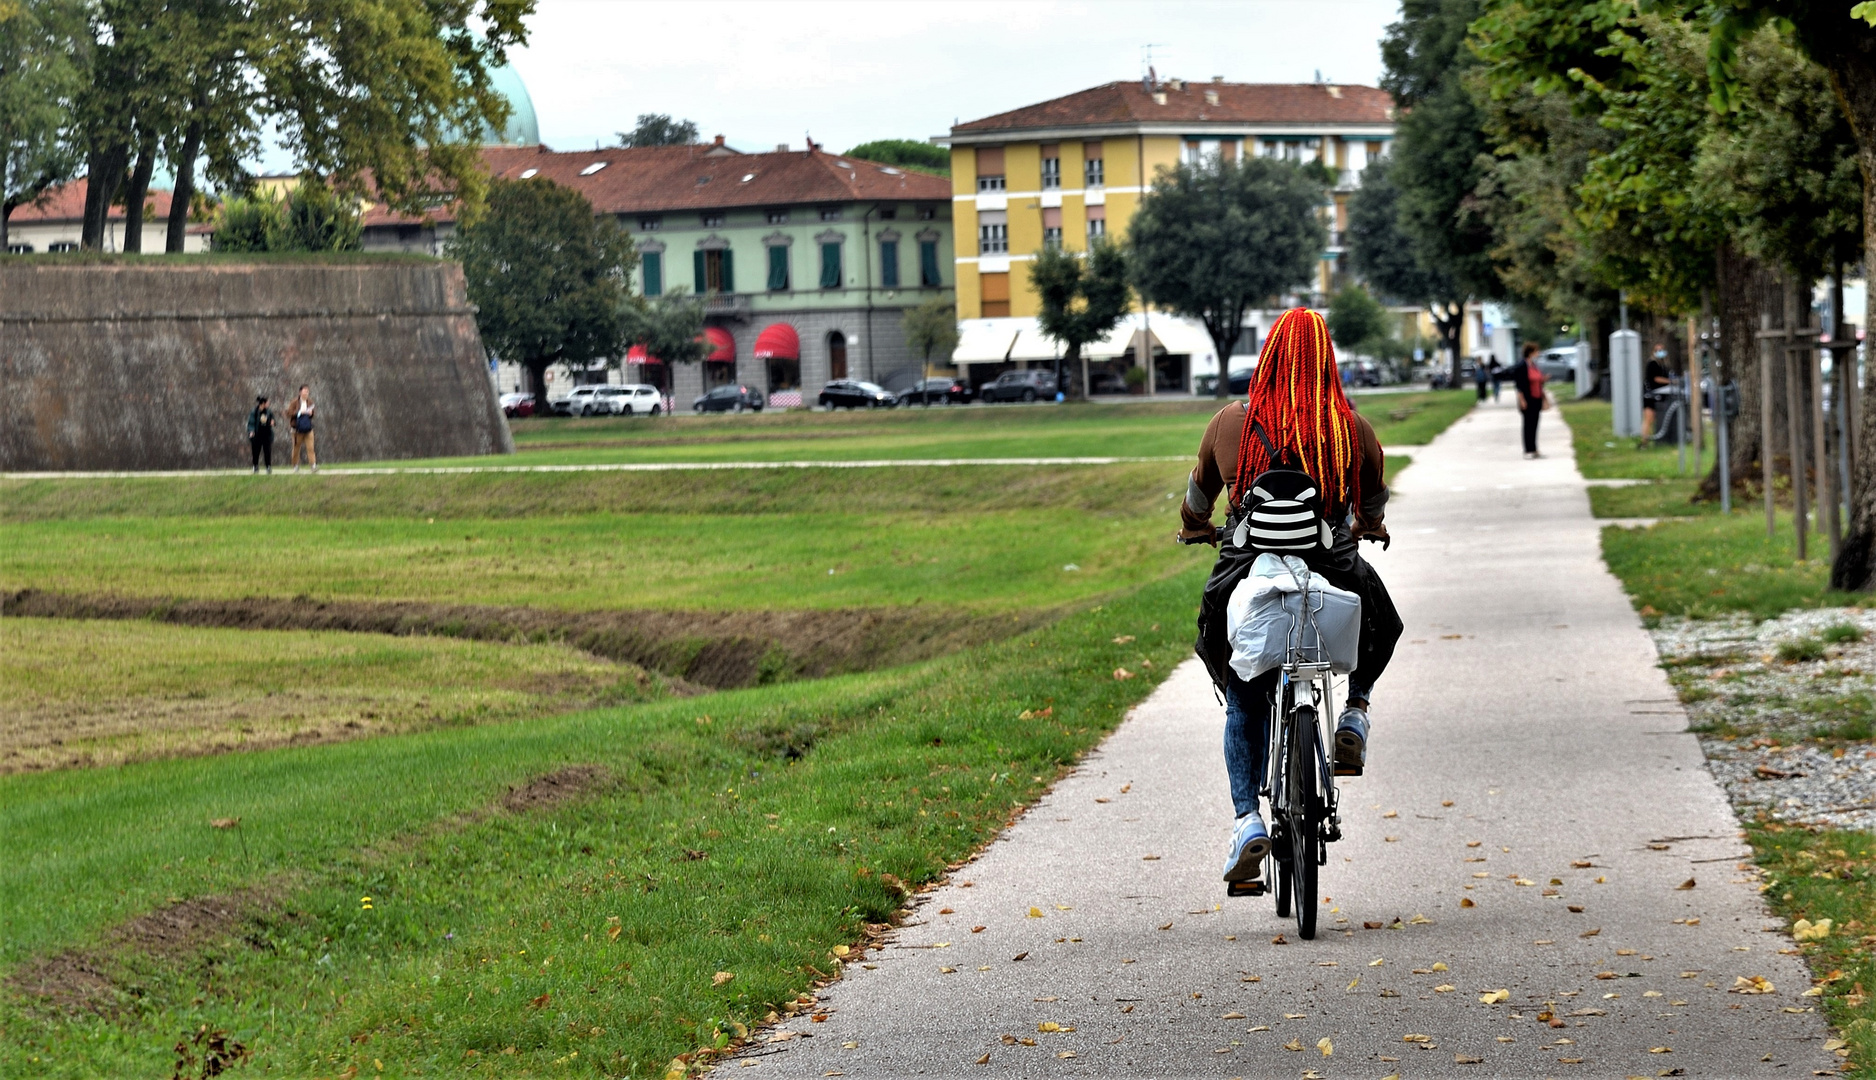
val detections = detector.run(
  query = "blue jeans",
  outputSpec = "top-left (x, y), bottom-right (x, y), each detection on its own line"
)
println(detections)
top-left (1224, 670), bottom-right (1373, 818)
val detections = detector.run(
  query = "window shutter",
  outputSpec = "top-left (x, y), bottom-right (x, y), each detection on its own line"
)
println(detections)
top-left (693, 251), bottom-right (706, 293)
top-left (643, 252), bottom-right (663, 297)
top-left (720, 248), bottom-right (734, 293)
top-left (820, 242), bottom-right (841, 289)
top-left (767, 246), bottom-right (789, 291)
top-left (919, 240), bottom-right (940, 287)
top-left (880, 240), bottom-right (898, 288)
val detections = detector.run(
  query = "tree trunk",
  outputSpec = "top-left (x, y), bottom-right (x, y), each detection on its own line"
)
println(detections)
top-left (1, 140), bottom-right (10, 253)
top-left (1063, 342), bottom-right (1085, 401)
top-left (81, 143), bottom-right (130, 251)
top-left (121, 133), bottom-right (157, 254)
top-left (166, 120), bottom-right (204, 253)
top-left (1698, 244), bottom-right (1781, 503)
top-left (1431, 301), bottom-right (1463, 386)
top-left (1802, 22), bottom-right (1876, 587)
top-left (526, 358), bottom-right (551, 411)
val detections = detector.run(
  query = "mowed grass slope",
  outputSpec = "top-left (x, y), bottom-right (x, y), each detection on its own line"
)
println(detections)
top-left (0, 572), bottom-right (1203, 1079)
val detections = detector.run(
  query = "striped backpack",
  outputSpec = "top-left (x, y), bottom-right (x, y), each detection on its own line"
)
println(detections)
top-left (1230, 420), bottom-right (1333, 553)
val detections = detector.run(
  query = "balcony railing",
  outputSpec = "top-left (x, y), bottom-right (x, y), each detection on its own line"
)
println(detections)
top-left (701, 293), bottom-right (752, 317)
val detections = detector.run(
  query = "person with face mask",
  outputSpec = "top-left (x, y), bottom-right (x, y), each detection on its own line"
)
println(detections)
top-left (1642, 344), bottom-right (1672, 444)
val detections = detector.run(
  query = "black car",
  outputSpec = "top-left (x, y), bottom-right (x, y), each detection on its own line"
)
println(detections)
top-left (693, 384), bottom-right (764, 413)
top-left (818, 379), bottom-right (898, 409)
top-left (979, 369), bottom-right (1058, 403)
top-left (897, 377), bottom-right (972, 405)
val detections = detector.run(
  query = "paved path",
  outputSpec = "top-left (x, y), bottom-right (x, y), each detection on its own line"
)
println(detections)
top-left (748, 398), bottom-right (1837, 1077)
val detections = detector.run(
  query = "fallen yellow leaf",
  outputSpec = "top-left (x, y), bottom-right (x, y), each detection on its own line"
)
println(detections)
top-left (1460, 897), bottom-right (1476, 908)
top-left (1434, 984), bottom-right (1456, 993)
top-left (1793, 917), bottom-right (1833, 941)
top-left (712, 971), bottom-right (735, 987)
top-left (832, 945), bottom-right (851, 957)
top-left (973, 1053), bottom-right (990, 1065)
top-left (1649, 1046), bottom-right (1672, 1054)
top-left (1730, 975), bottom-right (1775, 995)
top-left (1370, 957), bottom-right (1386, 966)
top-left (1318, 1036), bottom-right (1333, 1057)
top-left (1284, 1038), bottom-right (1305, 1051)
top-left (1028, 907), bottom-right (1044, 918)
top-left (1431, 962), bottom-right (1448, 971)
top-left (1037, 1022), bottom-right (1061, 1033)
top-left (1479, 989), bottom-right (1510, 1004)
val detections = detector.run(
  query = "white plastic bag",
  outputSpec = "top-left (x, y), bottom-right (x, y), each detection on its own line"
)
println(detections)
top-left (1224, 553), bottom-right (1362, 680)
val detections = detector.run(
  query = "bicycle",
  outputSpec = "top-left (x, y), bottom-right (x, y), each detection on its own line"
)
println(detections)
top-left (1182, 528), bottom-right (1378, 940)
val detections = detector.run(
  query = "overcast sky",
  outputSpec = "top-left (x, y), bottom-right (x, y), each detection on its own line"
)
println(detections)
top-left (507, 0), bottom-right (1402, 155)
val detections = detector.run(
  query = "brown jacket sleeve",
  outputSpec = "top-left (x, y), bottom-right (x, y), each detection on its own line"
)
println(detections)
top-left (1350, 413), bottom-right (1389, 538)
top-left (1179, 404), bottom-right (1242, 539)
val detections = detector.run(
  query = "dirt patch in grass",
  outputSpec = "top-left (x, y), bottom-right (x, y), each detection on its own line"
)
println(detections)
top-left (2, 589), bottom-right (1044, 689)
top-left (501, 764), bottom-right (609, 813)
top-left (8, 883), bottom-right (285, 1016)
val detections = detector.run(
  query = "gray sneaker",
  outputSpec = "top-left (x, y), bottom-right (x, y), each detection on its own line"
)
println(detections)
top-left (1333, 706), bottom-right (1369, 776)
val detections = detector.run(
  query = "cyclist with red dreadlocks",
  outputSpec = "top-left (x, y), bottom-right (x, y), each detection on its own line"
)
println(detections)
top-left (1181, 308), bottom-right (1404, 885)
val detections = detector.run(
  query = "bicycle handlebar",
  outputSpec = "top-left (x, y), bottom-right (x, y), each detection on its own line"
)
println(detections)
top-left (1174, 527), bottom-right (1392, 550)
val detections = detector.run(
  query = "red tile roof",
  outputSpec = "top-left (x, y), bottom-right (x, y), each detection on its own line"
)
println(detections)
top-left (362, 143), bottom-right (952, 228)
top-left (9, 178), bottom-right (180, 223)
top-left (952, 80), bottom-right (1394, 136)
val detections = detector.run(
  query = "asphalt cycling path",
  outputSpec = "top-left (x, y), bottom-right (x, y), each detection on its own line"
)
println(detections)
top-left (747, 397), bottom-right (1838, 1077)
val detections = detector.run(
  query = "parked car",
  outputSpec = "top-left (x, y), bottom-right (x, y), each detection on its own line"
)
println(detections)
top-left (818, 380), bottom-right (898, 409)
top-left (897, 377), bottom-right (972, 405)
top-left (1226, 367), bottom-right (1256, 395)
top-left (1535, 347), bottom-right (1578, 383)
top-left (616, 384), bottom-right (665, 416)
top-left (1338, 359), bottom-right (1382, 388)
top-left (980, 369), bottom-right (1058, 403)
top-left (498, 392), bottom-right (535, 418)
top-left (694, 384), bottom-right (764, 413)
top-left (551, 385), bottom-right (607, 416)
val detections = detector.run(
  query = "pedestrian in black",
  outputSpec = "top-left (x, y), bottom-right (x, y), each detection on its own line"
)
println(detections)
top-left (247, 395), bottom-right (275, 473)
top-left (1474, 354), bottom-right (1491, 401)
top-left (1501, 341), bottom-right (1549, 458)
top-left (1487, 355), bottom-right (1503, 402)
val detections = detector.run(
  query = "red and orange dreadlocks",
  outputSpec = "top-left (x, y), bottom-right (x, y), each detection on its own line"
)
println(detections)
top-left (1231, 307), bottom-right (1360, 511)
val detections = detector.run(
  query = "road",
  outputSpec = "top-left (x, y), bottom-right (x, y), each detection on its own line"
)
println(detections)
top-left (744, 397), bottom-right (1839, 1077)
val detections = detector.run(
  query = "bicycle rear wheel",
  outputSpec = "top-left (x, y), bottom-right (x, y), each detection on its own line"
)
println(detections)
top-left (1289, 704), bottom-right (1321, 941)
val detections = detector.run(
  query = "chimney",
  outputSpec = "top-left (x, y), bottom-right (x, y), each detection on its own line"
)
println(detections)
top-left (1169, 77), bottom-right (1184, 91)
top-left (1204, 90), bottom-right (1219, 106)
top-left (1212, 75), bottom-right (1224, 83)
top-left (713, 134), bottom-right (725, 147)
top-left (1152, 91), bottom-right (1167, 105)
top-left (776, 143), bottom-right (789, 152)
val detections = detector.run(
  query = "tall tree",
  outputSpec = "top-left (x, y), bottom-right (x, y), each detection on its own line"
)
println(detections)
top-left (622, 292), bottom-right (713, 391)
top-left (1030, 238), bottom-right (1130, 400)
top-left (901, 295), bottom-right (960, 388)
top-left (0, 0), bottom-right (88, 253)
top-left (616, 113), bottom-right (699, 148)
top-left (1325, 284), bottom-right (1391, 353)
top-left (1128, 156), bottom-right (1327, 399)
top-left (1380, 0), bottom-right (1503, 379)
top-left (1344, 156), bottom-right (1468, 372)
top-left (449, 177), bottom-right (634, 407)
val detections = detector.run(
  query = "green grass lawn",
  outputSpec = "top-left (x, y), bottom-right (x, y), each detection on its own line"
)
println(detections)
top-left (0, 570), bottom-right (1203, 1079)
top-left (1559, 397), bottom-right (1713, 481)
top-left (0, 618), bottom-right (662, 773)
top-left (1601, 512), bottom-right (1854, 620)
top-left (388, 389), bottom-right (1470, 469)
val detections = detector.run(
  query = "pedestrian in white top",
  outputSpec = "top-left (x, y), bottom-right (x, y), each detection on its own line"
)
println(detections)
top-left (289, 384), bottom-right (317, 472)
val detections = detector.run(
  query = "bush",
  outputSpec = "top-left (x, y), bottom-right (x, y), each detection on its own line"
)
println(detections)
top-left (211, 180), bottom-right (361, 253)
top-left (1823, 622), bottom-right (1866, 644)
top-left (1778, 637), bottom-right (1828, 663)
top-left (1123, 364), bottom-right (1150, 389)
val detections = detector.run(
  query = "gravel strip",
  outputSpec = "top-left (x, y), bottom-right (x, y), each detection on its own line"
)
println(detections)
top-left (1653, 607), bottom-right (1876, 830)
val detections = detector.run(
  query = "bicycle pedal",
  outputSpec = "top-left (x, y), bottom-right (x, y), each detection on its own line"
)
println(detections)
top-left (1333, 764), bottom-right (1363, 777)
top-left (1226, 880), bottom-right (1267, 898)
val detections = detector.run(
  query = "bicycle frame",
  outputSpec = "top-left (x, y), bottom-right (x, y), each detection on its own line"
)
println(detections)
top-left (1265, 660), bottom-right (1340, 850)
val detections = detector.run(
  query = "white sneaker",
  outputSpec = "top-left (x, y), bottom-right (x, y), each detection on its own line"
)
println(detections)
top-left (1223, 811), bottom-right (1271, 882)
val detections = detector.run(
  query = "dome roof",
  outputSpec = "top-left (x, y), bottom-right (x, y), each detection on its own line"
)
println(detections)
top-left (483, 62), bottom-right (539, 146)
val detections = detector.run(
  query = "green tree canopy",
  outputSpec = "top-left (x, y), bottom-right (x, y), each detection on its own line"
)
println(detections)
top-left (449, 177), bottom-right (634, 406)
top-left (209, 179), bottom-right (359, 252)
top-left (617, 114), bottom-right (699, 148)
top-left (0, 0), bottom-right (88, 252)
top-left (901, 295), bottom-right (960, 369)
top-left (1128, 156), bottom-right (1327, 399)
top-left (845, 139), bottom-right (949, 176)
top-left (1030, 238), bottom-right (1130, 398)
top-left (622, 292), bottom-right (713, 373)
top-left (1326, 285), bottom-right (1391, 352)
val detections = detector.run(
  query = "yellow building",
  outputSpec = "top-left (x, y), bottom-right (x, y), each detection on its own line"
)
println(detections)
top-left (943, 77), bottom-right (1396, 392)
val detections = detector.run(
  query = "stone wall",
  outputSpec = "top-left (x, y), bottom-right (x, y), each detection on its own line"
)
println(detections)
top-left (0, 259), bottom-right (513, 471)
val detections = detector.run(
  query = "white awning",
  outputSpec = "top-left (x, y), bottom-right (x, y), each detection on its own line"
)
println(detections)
top-left (1008, 320), bottom-right (1063, 362)
top-left (1085, 317), bottom-right (1143, 360)
top-left (1146, 317), bottom-right (1217, 361)
top-left (951, 319), bottom-right (1019, 364)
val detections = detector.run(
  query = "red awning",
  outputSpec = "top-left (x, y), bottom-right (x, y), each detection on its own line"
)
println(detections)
top-left (626, 344), bottom-right (662, 365)
top-left (753, 322), bottom-right (800, 361)
top-left (699, 326), bottom-right (735, 362)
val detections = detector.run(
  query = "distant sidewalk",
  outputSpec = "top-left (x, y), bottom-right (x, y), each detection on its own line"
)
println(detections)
top-left (1, 456), bottom-right (1192, 480)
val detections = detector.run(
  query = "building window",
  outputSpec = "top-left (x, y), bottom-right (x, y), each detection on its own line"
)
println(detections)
top-left (819, 206), bottom-right (842, 222)
top-left (980, 271), bottom-right (1010, 318)
top-left (878, 206), bottom-right (897, 220)
top-left (1084, 143), bottom-right (1105, 187)
top-left (1041, 155), bottom-right (1061, 190)
top-left (7, 243), bottom-right (33, 254)
top-left (880, 239), bottom-right (899, 288)
top-left (1086, 217), bottom-right (1105, 240)
top-left (765, 209), bottom-right (789, 224)
top-left (767, 245), bottom-right (789, 291)
top-left (977, 173), bottom-right (1005, 192)
top-left (918, 205), bottom-right (935, 221)
top-left (642, 251), bottom-right (663, 297)
top-left (975, 145), bottom-right (1005, 192)
top-left (919, 240), bottom-right (941, 287)
top-left (1041, 206), bottom-right (1063, 251)
top-left (47, 241), bottom-right (78, 253)
top-left (639, 216), bottom-right (662, 231)
top-left (701, 212), bottom-right (725, 228)
top-left (977, 208), bottom-right (1008, 255)
top-left (693, 249), bottom-right (734, 293)
top-left (828, 330), bottom-right (848, 380)
top-left (819, 242), bottom-right (842, 288)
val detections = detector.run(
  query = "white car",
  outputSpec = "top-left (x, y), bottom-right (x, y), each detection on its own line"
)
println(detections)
top-left (552, 384), bottom-right (607, 416)
top-left (615, 384), bottom-right (665, 416)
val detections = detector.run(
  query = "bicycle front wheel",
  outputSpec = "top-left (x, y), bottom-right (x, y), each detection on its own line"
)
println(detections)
top-left (1289, 704), bottom-right (1321, 940)
top-left (1290, 801), bottom-right (1318, 940)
